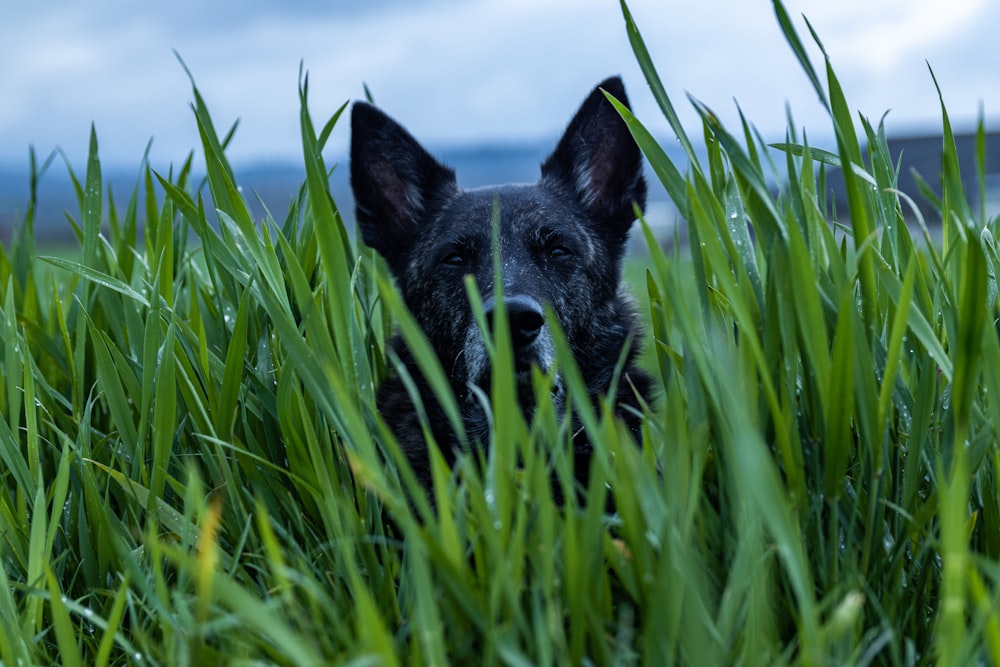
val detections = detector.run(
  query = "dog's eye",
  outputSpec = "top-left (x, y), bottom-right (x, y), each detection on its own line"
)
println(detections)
top-left (547, 245), bottom-right (571, 259)
top-left (441, 252), bottom-right (467, 267)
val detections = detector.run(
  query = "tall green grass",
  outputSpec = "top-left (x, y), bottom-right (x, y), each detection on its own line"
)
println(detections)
top-left (1, 0), bottom-right (998, 663)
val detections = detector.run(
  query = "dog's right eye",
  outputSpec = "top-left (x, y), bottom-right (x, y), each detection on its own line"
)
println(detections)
top-left (441, 252), bottom-right (466, 267)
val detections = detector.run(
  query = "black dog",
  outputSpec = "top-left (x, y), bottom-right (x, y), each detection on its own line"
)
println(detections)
top-left (351, 76), bottom-right (652, 490)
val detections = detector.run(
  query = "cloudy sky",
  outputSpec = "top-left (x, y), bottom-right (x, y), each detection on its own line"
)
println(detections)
top-left (1, 0), bottom-right (997, 171)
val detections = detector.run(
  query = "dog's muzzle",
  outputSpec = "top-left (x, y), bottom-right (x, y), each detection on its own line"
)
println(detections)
top-left (463, 293), bottom-right (556, 390)
top-left (483, 294), bottom-right (545, 349)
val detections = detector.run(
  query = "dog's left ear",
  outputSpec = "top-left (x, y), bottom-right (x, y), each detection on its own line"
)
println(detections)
top-left (541, 76), bottom-right (646, 236)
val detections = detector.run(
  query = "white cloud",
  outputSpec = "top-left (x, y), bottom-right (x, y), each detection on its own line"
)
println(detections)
top-left (802, 0), bottom-right (989, 74)
top-left (0, 0), bottom-right (997, 170)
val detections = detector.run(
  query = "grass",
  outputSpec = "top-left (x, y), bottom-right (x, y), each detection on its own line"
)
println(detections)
top-left (1, 0), bottom-right (1000, 664)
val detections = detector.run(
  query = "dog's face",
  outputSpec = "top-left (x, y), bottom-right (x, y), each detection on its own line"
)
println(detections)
top-left (351, 77), bottom-right (646, 397)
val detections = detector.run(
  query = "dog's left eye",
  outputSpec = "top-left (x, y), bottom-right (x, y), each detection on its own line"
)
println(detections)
top-left (547, 245), bottom-right (571, 259)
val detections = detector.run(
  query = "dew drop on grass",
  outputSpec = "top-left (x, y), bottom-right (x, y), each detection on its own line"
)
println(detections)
top-left (483, 488), bottom-right (503, 530)
top-left (644, 529), bottom-right (660, 550)
top-left (896, 402), bottom-right (912, 432)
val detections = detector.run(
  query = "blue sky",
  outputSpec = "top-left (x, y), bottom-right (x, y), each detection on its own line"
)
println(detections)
top-left (2, 0), bottom-right (997, 170)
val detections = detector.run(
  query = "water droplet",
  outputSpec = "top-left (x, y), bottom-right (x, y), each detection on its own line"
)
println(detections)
top-left (222, 305), bottom-right (237, 329)
top-left (645, 529), bottom-right (660, 550)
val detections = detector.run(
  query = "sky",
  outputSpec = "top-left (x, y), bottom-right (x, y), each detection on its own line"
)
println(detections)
top-left (1, 0), bottom-right (998, 172)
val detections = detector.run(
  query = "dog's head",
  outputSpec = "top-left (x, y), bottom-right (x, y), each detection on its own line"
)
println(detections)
top-left (350, 77), bottom-right (646, 397)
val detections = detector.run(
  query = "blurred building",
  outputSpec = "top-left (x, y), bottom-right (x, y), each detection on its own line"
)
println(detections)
top-left (827, 130), bottom-right (1000, 224)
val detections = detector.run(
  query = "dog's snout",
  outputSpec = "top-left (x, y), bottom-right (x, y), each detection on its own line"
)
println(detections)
top-left (484, 294), bottom-right (545, 348)
top-left (508, 297), bottom-right (545, 347)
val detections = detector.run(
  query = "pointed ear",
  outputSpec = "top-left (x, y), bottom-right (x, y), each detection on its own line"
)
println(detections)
top-left (540, 76), bottom-right (646, 235)
top-left (350, 101), bottom-right (458, 272)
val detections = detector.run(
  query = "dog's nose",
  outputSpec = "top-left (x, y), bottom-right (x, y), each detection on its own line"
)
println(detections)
top-left (483, 294), bottom-right (545, 347)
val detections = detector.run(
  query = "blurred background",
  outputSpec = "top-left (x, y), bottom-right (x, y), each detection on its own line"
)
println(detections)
top-left (2, 0), bottom-right (998, 242)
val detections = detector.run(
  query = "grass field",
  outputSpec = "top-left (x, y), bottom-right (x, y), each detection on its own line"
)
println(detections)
top-left (2, 1), bottom-right (1000, 664)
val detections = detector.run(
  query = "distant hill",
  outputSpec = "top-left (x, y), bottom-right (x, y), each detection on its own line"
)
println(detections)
top-left (0, 142), bottom-right (577, 244)
top-left (4, 131), bottom-right (997, 248)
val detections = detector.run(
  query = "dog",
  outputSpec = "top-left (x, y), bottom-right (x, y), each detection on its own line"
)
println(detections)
top-left (350, 76), bottom-right (653, 492)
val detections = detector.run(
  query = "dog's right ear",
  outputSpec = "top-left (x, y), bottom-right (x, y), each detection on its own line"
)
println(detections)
top-left (350, 102), bottom-right (458, 273)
